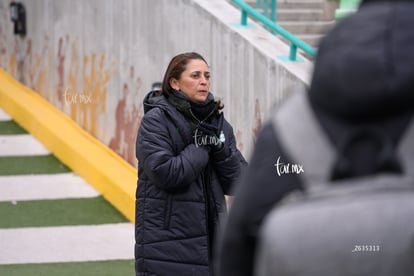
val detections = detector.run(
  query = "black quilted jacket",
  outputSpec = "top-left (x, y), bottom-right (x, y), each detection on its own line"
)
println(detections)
top-left (135, 91), bottom-right (246, 276)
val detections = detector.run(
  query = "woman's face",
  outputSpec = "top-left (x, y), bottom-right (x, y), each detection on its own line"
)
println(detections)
top-left (170, 59), bottom-right (210, 103)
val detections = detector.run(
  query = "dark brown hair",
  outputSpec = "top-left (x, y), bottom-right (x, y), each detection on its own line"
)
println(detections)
top-left (161, 52), bottom-right (223, 111)
top-left (161, 52), bottom-right (207, 95)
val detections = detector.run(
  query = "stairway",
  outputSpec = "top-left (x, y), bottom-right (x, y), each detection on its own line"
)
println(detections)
top-left (243, 0), bottom-right (337, 48)
top-left (0, 108), bottom-right (135, 275)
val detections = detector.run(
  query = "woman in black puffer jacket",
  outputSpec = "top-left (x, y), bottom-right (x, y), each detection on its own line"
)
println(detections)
top-left (135, 52), bottom-right (246, 276)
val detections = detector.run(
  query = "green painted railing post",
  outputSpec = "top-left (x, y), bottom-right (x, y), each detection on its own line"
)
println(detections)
top-left (289, 44), bottom-right (297, 61)
top-left (335, 0), bottom-right (361, 20)
top-left (241, 10), bottom-right (248, 25)
top-left (271, 0), bottom-right (276, 22)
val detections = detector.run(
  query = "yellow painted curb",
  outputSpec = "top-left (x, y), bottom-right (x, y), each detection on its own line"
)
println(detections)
top-left (0, 68), bottom-right (136, 222)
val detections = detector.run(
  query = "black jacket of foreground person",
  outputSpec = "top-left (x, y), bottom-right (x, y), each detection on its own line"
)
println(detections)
top-left (218, 0), bottom-right (414, 275)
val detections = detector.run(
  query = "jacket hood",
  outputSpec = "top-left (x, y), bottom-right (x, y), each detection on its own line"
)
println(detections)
top-left (309, 1), bottom-right (414, 122)
top-left (143, 90), bottom-right (170, 114)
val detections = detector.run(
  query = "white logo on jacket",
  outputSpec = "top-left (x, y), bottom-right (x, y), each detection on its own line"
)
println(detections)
top-left (193, 128), bottom-right (225, 147)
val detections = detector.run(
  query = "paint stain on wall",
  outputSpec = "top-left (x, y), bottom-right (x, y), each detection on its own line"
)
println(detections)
top-left (78, 53), bottom-right (110, 137)
top-left (25, 38), bottom-right (32, 82)
top-left (12, 35), bottom-right (51, 102)
top-left (0, 18), bottom-right (7, 64)
top-left (56, 36), bottom-right (70, 102)
top-left (9, 53), bottom-right (16, 77)
top-left (68, 39), bottom-right (80, 121)
top-left (0, 2), bottom-right (12, 72)
top-left (252, 98), bottom-right (262, 142)
top-left (109, 66), bottom-right (143, 166)
top-left (24, 39), bottom-right (40, 92)
top-left (236, 129), bottom-right (244, 153)
top-left (33, 36), bottom-right (51, 100)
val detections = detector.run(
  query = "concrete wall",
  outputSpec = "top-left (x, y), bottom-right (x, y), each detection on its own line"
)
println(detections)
top-left (0, 0), bottom-right (313, 163)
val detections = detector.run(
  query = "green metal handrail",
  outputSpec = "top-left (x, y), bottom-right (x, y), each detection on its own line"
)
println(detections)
top-left (232, 0), bottom-right (317, 61)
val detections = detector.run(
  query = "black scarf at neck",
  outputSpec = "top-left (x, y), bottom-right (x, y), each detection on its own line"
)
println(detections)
top-left (167, 89), bottom-right (216, 123)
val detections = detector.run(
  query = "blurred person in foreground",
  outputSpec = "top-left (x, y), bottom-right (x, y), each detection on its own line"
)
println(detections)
top-left (135, 52), bottom-right (246, 276)
top-left (218, 0), bottom-right (414, 275)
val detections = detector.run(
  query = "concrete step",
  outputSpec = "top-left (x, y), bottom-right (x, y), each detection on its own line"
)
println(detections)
top-left (297, 34), bottom-right (324, 48)
top-left (276, 8), bottom-right (324, 21)
top-left (0, 223), bottom-right (134, 264)
top-left (245, 0), bottom-right (324, 10)
top-left (278, 32), bottom-right (323, 48)
top-left (278, 20), bottom-right (335, 35)
top-left (0, 109), bottom-right (10, 121)
top-left (0, 134), bottom-right (50, 156)
top-left (0, 173), bottom-right (99, 202)
top-left (278, 0), bottom-right (324, 9)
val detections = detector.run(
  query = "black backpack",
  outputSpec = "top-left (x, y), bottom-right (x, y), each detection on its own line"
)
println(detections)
top-left (255, 91), bottom-right (414, 276)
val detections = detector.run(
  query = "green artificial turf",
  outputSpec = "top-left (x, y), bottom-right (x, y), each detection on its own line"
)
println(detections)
top-left (0, 155), bottom-right (71, 175)
top-left (0, 197), bottom-right (128, 228)
top-left (0, 260), bottom-right (135, 276)
top-left (0, 120), bottom-right (27, 135)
